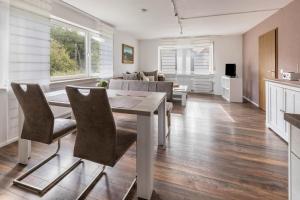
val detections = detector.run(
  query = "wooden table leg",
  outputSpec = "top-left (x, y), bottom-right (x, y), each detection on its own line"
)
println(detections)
top-left (158, 98), bottom-right (166, 147)
top-left (137, 114), bottom-right (154, 200)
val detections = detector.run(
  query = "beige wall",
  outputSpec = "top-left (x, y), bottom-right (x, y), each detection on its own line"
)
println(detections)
top-left (113, 31), bottom-right (139, 76)
top-left (243, 0), bottom-right (300, 104)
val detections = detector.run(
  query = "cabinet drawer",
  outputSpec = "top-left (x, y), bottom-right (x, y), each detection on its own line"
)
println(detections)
top-left (291, 153), bottom-right (300, 200)
top-left (291, 125), bottom-right (300, 157)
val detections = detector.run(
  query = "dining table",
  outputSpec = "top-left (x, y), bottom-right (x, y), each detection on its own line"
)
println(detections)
top-left (17, 89), bottom-right (167, 200)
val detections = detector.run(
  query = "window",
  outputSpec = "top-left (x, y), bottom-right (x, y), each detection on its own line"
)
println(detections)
top-left (50, 18), bottom-right (113, 80)
top-left (50, 22), bottom-right (87, 78)
top-left (159, 43), bottom-right (214, 75)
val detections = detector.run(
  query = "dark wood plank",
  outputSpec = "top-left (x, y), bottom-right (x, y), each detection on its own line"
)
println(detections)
top-left (0, 94), bottom-right (288, 200)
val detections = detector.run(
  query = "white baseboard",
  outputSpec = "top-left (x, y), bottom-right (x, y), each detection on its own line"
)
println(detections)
top-left (0, 137), bottom-right (18, 148)
top-left (243, 96), bottom-right (259, 107)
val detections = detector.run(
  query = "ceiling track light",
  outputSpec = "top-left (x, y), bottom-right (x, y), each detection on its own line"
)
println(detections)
top-left (180, 8), bottom-right (280, 20)
top-left (171, 0), bottom-right (183, 35)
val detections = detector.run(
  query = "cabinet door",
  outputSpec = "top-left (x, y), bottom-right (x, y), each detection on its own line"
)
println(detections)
top-left (291, 153), bottom-right (300, 200)
top-left (285, 89), bottom-right (295, 142)
top-left (294, 91), bottom-right (300, 114)
top-left (269, 84), bottom-right (277, 128)
top-left (276, 87), bottom-right (285, 138)
top-left (286, 89), bottom-right (295, 113)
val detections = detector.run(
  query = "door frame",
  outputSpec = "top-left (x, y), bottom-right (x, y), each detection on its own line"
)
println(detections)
top-left (259, 28), bottom-right (278, 110)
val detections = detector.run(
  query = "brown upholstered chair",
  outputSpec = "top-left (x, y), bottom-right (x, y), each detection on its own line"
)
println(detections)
top-left (66, 86), bottom-right (137, 200)
top-left (11, 83), bottom-right (82, 195)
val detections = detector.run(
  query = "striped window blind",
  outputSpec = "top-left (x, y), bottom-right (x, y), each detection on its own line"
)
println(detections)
top-left (191, 44), bottom-right (213, 74)
top-left (8, 1), bottom-right (51, 142)
top-left (159, 38), bottom-right (213, 75)
top-left (97, 27), bottom-right (113, 78)
top-left (160, 49), bottom-right (177, 74)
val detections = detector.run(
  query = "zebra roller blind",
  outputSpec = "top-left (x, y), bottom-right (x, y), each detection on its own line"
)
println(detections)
top-left (160, 49), bottom-right (177, 74)
top-left (159, 40), bottom-right (213, 75)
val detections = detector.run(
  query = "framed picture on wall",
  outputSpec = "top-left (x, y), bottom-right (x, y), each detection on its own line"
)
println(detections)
top-left (122, 44), bottom-right (134, 64)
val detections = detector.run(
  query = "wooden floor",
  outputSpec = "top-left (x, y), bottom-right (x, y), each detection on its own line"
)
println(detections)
top-left (0, 94), bottom-right (288, 200)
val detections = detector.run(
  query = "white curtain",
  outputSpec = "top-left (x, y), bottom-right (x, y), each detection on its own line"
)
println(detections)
top-left (1, 0), bottom-right (52, 145)
top-left (0, 0), bottom-right (10, 88)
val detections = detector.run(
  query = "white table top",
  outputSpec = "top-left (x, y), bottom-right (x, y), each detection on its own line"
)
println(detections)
top-left (46, 89), bottom-right (166, 116)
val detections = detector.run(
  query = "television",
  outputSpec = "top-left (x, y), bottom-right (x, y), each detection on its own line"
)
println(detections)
top-left (225, 64), bottom-right (236, 77)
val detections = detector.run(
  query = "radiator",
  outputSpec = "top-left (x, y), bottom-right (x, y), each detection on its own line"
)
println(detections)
top-left (190, 77), bottom-right (214, 93)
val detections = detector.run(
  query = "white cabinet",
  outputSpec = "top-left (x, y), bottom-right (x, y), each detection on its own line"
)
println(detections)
top-left (221, 76), bottom-right (243, 102)
top-left (267, 83), bottom-right (287, 141)
top-left (266, 80), bottom-right (300, 142)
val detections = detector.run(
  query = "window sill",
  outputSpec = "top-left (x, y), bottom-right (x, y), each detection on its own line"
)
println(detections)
top-left (49, 77), bottom-right (100, 90)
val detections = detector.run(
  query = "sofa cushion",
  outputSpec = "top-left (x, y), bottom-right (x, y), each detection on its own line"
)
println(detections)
top-left (128, 81), bottom-right (149, 91)
top-left (157, 81), bottom-right (173, 101)
top-left (109, 79), bottom-right (123, 90)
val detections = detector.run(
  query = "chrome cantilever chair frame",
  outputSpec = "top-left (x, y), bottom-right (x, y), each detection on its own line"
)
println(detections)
top-left (13, 138), bottom-right (83, 196)
top-left (75, 165), bottom-right (137, 200)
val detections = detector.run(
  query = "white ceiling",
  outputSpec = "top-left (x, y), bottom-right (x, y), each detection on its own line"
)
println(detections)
top-left (62, 0), bottom-right (293, 39)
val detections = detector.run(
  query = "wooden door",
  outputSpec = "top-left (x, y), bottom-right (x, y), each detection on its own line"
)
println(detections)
top-left (259, 29), bottom-right (278, 110)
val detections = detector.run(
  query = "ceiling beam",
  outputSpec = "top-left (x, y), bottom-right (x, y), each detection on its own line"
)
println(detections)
top-left (180, 8), bottom-right (280, 20)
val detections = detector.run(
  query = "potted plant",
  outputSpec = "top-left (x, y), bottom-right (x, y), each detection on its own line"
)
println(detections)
top-left (96, 80), bottom-right (109, 88)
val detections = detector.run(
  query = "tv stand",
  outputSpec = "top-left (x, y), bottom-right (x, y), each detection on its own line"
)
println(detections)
top-left (221, 76), bottom-right (243, 102)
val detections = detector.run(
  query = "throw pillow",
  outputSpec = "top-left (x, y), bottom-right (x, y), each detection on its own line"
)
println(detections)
top-left (148, 76), bottom-right (155, 81)
top-left (140, 72), bottom-right (149, 82)
top-left (143, 70), bottom-right (158, 81)
top-left (122, 72), bottom-right (139, 80)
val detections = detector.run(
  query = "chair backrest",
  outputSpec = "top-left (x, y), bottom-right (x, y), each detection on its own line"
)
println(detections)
top-left (66, 86), bottom-right (117, 166)
top-left (11, 83), bottom-right (54, 144)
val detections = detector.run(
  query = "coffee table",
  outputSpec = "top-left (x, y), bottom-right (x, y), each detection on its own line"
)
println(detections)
top-left (173, 85), bottom-right (188, 106)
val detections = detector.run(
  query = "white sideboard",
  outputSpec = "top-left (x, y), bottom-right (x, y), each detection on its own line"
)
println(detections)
top-left (265, 80), bottom-right (300, 142)
top-left (221, 76), bottom-right (243, 102)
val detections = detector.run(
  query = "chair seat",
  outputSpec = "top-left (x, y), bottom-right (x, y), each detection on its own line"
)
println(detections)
top-left (115, 128), bottom-right (137, 164)
top-left (53, 118), bottom-right (76, 140)
top-left (154, 102), bottom-right (173, 114)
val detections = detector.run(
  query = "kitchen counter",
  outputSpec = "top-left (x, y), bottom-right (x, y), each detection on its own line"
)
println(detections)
top-left (284, 113), bottom-right (300, 130)
top-left (266, 79), bottom-right (300, 88)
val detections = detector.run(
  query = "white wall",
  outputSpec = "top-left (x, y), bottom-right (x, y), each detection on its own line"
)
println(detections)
top-left (113, 30), bottom-right (139, 76)
top-left (138, 35), bottom-right (243, 95)
top-left (213, 35), bottom-right (243, 95)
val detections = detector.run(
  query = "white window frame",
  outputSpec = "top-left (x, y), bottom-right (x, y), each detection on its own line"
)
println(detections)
top-left (50, 17), bottom-right (112, 81)
top-left (158, 43), bottom-right (214, 75)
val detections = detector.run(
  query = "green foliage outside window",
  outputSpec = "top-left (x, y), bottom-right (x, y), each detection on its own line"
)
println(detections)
top-left (50, 25), bottom-right (101, 77)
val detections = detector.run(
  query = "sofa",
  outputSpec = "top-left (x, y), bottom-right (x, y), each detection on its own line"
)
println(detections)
top-left (109, 79), bottom-right (173, 130)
